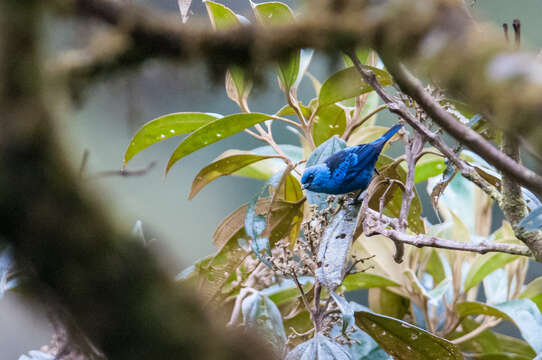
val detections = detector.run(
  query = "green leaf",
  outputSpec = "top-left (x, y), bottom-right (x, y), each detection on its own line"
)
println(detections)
top-left (312, 104), bottom-right (347, 146)
top-left (355, 311), bottom-right (463, 360)
top-left (426, 249), bottom-right (446, 285)
top-left (450, 317), bottom-right (500, 355)
top-left (252, 2), bottom-right (312, 91)
top-left (276, 103), bottom-right (312, 119)
top-left (285, 333), bottom-right (351, 360)
top-left (251, 1), bottom-right (294, 25)
top-left (455, 300), bottom-right (542, 355)
top-left (413, 152), bottom-right (446, 184)
top-left (224, 145), bottom-right (303, 180)
top-left (166, 113), bottom-right (270, 174)
top-left (343, 48), bottom-right (371, 67)
top-left (242, 291), bottom-right (287, 353)
top-left (463, 252), bottom-right (519, 292)
top-left (123, 112), bottom-right (219, 166)
top-left (493, 332), bottom-right (537, 359)
top-left (319, 66), bottom-right (392, 108)
top-left (188, 152), bottom-right (280, 199)
top-left (520, 276), bottom-right (542, 312)
top-left (283, 310), bottom-right (313, 348)
top-left (205, 0), bottom-right (240, 30)
top-left (469, 354), bottom-right (531, 360)
top-left (456, 301), bottom-right (512, 321)
top-left (226, 67), bottom-right (252, 108)
top-left (342, 273), bottom-right (400, 292)
top-left (347, 125), bottom-right (389, 147)
top-left (368, 288), bottom-right (410, 319)
top-left (205, 2), bottom-right (252, 108)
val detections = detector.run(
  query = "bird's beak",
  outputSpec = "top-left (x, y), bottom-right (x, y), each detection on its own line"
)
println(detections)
top-left (301, 183), bottom-right (307, 190)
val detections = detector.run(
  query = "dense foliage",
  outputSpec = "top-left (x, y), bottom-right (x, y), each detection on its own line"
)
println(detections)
top-left (116, 2), bottom-right (542, 359)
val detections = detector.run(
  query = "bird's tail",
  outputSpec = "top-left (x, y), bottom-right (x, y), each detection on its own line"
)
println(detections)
top-left (372, 124), bottom-right (403, 147)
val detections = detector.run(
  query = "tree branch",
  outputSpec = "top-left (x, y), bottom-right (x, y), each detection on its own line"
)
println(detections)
top-left (346, 52), bottom-right (504, 207)
top-left (380, 58), bottom-right (542, 198)
top-left (364, 210), bottom-right (532, 257)
top-left (0, 1), bottom-right (272, 358)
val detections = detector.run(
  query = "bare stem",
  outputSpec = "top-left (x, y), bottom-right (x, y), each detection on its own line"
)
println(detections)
top-left (343, 104), bottom-right (388, 140)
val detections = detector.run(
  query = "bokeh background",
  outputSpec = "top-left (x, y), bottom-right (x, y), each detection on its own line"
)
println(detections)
top-left (2, 0), bottom-right (542, 357)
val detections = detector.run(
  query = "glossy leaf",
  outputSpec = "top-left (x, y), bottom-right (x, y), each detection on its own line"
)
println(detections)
top-left (518, 206), bottom-right (542, 232)
top-left (492, 332), bottom-right (537, 359)
top-left (413, 152), bottom-right (446, 184)
top-left (166, 113), bottom-right (270, 174)
top-left (123, 112), bottom-right (219, 166)
top-left (463, 252), bottom-right (519, 292)
top-left (226, 67), bottom-right (252, 108)
top-left (456, 301), bottom-right (512, 321)
top-left (223, 145), bottom-right (303, 180)
top-left (242, 291), bottom-right (287, 353)
top-left (347, 125), bottom-right (389, 147)
top-left (213, 199), bottom-right (301, 249)
top-left (426, 249), bottom-right (446, 285)
top-left (312, 104), bottom-right (347, 146)
top-left (319, 66), bottom-right (392, 108)
top-left (252, 2), bottom-right (312, 91)
top-left (276, 103), bottom-right (312, 119)
top-left (520, 276), bottom-right (542, 312)
top-left (342, 273), bottom-right (399, 292)
top-left (355, 311), bottom-right (463, 360)
top-left (189, 152), bottom-right (280, 199)
top-left (305, 136), bottom-right (347, 209)
top-left (285, 333), bottom-right (351, 360)
top-left (205, 1), bottom-right (239, 29)
top-left (206, 2), bottom-right (252, 107)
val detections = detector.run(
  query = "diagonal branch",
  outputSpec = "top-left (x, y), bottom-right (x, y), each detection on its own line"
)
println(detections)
top-left (380, 58), bottom-right (542, 198)
top-left (346, 52), bottom-right (503, 206)
top-left (364, 209), bottom-right (532, 257)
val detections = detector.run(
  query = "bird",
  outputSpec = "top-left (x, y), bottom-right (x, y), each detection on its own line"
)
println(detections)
top-left (301, 124), bottom-right (403, 195)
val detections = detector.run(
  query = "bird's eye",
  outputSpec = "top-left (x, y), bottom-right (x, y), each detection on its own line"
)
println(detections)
top-left (307, 174), bottom-right (315, 183)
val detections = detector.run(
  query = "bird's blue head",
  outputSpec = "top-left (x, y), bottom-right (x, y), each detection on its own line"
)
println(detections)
top-left (301, 164), bottom-right (331, 193)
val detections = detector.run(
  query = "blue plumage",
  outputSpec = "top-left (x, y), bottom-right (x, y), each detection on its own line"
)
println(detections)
top-left (301, 124), bottom-right (403, 194)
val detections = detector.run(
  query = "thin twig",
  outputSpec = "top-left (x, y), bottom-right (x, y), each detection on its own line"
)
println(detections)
top-left (86, 161), bottom-right (156, 180)
top-left (451, 318), bottom-right (502, 344)
top-left (343, 104), bottom-right (388, 140)
top-left (291, 271), bottom-right (313, 314)
top-left (346, 51), bottom-right (504, 206)
top-left (379, 57), bottom-right (542, 198)
top-left (364, 209), bottom-right (532, 256)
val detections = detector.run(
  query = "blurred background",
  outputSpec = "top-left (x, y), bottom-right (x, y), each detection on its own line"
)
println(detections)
top-left (2, 0), bottom-right (542, 357)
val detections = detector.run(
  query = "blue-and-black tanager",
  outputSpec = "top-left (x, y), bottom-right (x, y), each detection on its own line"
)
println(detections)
top-left (301, 124), bottom-right (403, 194)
